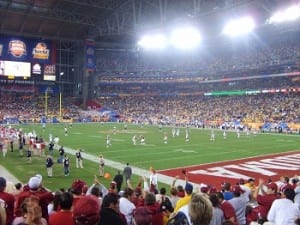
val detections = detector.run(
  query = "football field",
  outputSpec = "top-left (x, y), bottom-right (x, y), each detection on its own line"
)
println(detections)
top-left (1, 122), bottom-right (299, 190)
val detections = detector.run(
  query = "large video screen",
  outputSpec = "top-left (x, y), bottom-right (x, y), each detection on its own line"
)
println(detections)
top-left (0, 60), bottom-right (31, 77)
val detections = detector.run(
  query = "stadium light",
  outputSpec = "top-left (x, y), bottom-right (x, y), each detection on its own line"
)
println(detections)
top-left (222, 16), bottom-right (255, 37)
top-left (137, 34), bottom-right (167, 50)
top-left (268, 4), bottom-right (300, 24)
top-left (170, 27), bottom-right (202, 50)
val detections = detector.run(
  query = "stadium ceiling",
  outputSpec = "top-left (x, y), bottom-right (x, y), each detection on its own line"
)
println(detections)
top-left (0, 0), bottom-right (294, 46)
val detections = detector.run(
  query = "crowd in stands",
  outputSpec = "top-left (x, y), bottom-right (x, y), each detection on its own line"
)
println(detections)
top-left (1, 169), bottom-right (300, 225)
top-left (0, 93), bottom-right (80, 124)
top-left (97, 76), bottom-right (300, 96)
top-left (99, 93), bottom-right (300, 125)
top-left (0, 90), bottom-right (299, 128)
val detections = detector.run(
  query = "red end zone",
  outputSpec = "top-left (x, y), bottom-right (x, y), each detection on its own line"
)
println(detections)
top-left (159, 151), bottom-right (300, 187)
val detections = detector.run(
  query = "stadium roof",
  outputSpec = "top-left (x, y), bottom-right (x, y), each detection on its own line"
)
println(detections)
top-left (0, 0), bottom-right (296, 46)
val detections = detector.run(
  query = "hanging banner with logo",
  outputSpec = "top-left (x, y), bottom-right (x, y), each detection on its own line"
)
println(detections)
top-left (0, 35), bottom-right (55, 63)
top-left (85, 39), bottom-right (96, 72)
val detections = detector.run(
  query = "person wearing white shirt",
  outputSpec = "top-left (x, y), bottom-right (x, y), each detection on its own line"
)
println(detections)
top-left (119, 188), bottom-right (136, 225)
top-left (267, 188), bottom-right (300, 225)
top-left (149, 168), bottom-right (158, 193)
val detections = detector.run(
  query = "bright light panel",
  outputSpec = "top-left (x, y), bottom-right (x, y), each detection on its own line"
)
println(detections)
top-left (223, 16), bottom-right (255, 37)
top-left (170, 27), bottom-right (202, 49)
top-left (138, 34), bottom-right (167, 49)
top-left (268, 4), bottom-right (300, 23)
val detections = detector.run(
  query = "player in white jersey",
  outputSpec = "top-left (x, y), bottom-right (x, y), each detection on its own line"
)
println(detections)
top-left (185, 128), bottom-right (189, 142)
top-left (64, 126), bottom-right (68, 136)
top-left (140, 135), bottom-right (145, 145)
top-left (237, 129), bottom-right (241, 138)
top-left (54, 136), bottom-right (60, 149)
top-left (223, 130), bottom-right (227, 139)
top-left (176, 128), bottom-right (180, 137)
top-left (172, 128), bottom-right (176, 138)
top-left (245, 126), bottom-right (250, 136)
top-left (132, 135), bottom-right (137, 145)
top-left (106, 135), bottom-right (111, 148)
top-left (158, 124), bottom-right (162, 131)
top-left (163, 132), bottom-right (168, 144)
top-left (210, 130), bottom-right (215, 141)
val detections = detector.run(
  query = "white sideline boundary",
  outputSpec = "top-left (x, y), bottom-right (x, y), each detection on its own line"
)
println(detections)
top-left (63, 146), bottom-right (192, 187)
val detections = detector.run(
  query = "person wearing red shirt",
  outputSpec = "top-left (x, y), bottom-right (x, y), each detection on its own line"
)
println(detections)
top-left (0, 177), bottom-right (15, 225)
top-left (144, 192), bottom-right (164, 225)
top-left (216, 192), bottom-right (238, 225)
top-left (49, 192), bottom-right (75, 225)
top-left (252, 178), bottom-right (278, 224)
top-left (15, 176), bottom-right (54, 221)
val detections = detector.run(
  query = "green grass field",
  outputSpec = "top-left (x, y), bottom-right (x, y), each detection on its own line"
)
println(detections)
top-left (1, 122), bottom-right (299, 191)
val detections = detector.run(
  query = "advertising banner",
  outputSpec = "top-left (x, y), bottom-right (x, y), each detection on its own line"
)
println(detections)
top-left (0, 35), bottom-right (55, 64)
top-left (85, 39), bottom-right (96, 71)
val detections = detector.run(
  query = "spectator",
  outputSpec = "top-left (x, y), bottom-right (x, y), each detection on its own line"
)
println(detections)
top-left (133, 207), bottom-right (152, 225)
top-left (209, 193), bottom-right (225, 225)
top-left (73, 195), bottom-right (100, 225)
top-left (0, 177), bottom-right (15, 225)
top-left (0, 203), bottom-right (6, 225)
top-left (267, 188), bottom-right (300, 225)
top-left (222, 182), bottom-right (234, 201)
top-left (15, 175), bottom-right (54, 221)
top-left (144, 192), bottom-right (164, 225)
top-left (119, 188), bottom-right (136, 225)
top-left (13, 195), bottom-right (47, 225)
top-left (228, 185), bottom-right (247, 225)
top-left (99, 193), bottom-right (126, 225)
top-left (252, 179), bottom-right (278, 224)
top-left (174, 182), bottom-right (193, 212)
top-left (70, 179), bottom-right (87, 207)
top-left (216, 192), bottom-right (238, 225)
top-left (188, 193), bottom-right (213, 225)
top-left (49, 192), bottom-right (74, 225)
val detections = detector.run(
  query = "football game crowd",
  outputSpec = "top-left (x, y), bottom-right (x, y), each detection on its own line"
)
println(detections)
top-left (0, 20), bottom-right (300, 225)
top-left (1, 165), bottom-right (300, 225)
top-left (0, 92), bottom-right (299, 128)
top-left (99, 93), bottom-right (300, 126)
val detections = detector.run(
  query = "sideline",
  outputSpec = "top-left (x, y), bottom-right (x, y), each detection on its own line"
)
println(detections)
top-left (0, 146), bottom-right (195, 188)
top-left (0, 146), bottom-right (191, 188)
top-left (63, 146), bottom-right (191, 187)
top-left (0, 165), bottom-right (20, 183)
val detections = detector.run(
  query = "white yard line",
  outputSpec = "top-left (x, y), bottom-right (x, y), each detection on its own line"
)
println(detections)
top-left (63, 146), bottom-right (192, 187)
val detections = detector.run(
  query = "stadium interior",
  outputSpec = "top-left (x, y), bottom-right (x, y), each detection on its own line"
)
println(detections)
top-left (0, 0), bottom-right (300, 128)
top-left (1, 2), bottom-right (300, 225)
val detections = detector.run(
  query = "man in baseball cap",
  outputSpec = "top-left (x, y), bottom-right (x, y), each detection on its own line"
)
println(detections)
top-left (73, 195), bottom-right (100, 225)
top-left (253, 178), bottom-right (278, 224)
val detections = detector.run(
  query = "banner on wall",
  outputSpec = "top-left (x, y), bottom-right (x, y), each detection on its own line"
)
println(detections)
top-left (85, 39), bottom-right (96, 71)
top-left (0, 35), bottom-right (55, 64)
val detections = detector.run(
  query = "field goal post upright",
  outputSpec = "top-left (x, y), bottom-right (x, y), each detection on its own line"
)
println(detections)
top-left (59, 91), bottom-right (62, 121)
top-left (44, 91), bottom-right (48, 116)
